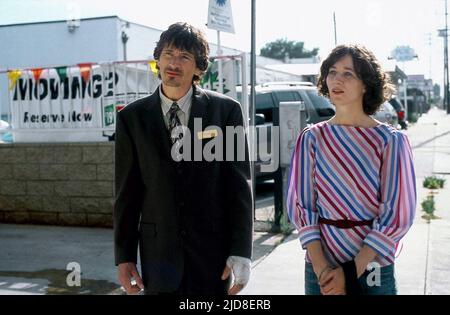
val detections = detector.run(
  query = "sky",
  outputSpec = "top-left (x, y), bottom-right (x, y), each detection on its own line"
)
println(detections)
top-left (0, 0), bottom-right (447, 89)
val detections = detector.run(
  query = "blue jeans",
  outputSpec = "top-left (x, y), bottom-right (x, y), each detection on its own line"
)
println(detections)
top-left (305, 262), bottom-right (397, 295)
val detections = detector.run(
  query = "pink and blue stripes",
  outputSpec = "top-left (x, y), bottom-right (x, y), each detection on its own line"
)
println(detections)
top-left (286, 121), bottom-right (416, 266)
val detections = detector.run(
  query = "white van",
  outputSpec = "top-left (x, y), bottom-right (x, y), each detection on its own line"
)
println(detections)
top-left (372, 101), bottom-right (399, 129)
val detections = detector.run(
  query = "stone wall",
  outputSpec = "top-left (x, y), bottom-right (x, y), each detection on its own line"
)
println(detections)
top-left (0, 142), bottom-right (114, 227)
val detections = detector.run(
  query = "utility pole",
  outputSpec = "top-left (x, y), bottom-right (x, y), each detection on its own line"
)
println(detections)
top-left (217, 30), bottom-right (223, 94)
top-left (426, 33), bottom-right (433, 103)
top-left (426, 33), bottom-right (432, 80)
top-left (333, 12), bottom-right (338, 46)
top-left (445, 0), bottom-right (450, 113)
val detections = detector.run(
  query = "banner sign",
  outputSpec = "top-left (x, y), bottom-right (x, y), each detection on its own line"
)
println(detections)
top-left (10, 63), bottom-right (159, 130)
top-left (102, 94), bottom-right (139, 128)
top-left (200, 58), bottom-right (237, 100)
top-left (5, 55), bottom-right (244, 143)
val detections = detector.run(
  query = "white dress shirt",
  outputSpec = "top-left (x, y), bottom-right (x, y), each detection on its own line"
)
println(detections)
top-left (159, 85), bottom-right (193, 129)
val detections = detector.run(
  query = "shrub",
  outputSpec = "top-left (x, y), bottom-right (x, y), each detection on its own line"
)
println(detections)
top-left (423, 176), bottom-right (446, 189)
top-left (421, 195), bottom-right (435, 215)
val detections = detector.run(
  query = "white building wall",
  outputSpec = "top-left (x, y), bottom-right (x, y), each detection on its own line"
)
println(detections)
top-left (0, 17), bottom-right (120, 70)
top-left (121, 21), bottom-right (162, 61)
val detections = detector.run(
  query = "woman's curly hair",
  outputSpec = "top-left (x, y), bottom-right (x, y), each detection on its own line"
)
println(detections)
top-left (317, 44), bottom-right (395, 115)
top-left (153, 22), bottom-right (210, 83)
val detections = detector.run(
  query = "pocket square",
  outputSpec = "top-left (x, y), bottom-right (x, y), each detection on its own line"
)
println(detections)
top-left (197, 129), bottom-right (218, 140)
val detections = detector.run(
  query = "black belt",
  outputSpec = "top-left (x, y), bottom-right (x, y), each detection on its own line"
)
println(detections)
top-left (318, 217), bottom-right (373, 229)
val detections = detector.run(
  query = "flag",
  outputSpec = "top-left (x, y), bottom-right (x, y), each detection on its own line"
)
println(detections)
top-left (56, 66), bottom-right (68, 82)
top-left (32, 68), bottom-right (44, 81)
top-left (7, 70), bottom-right (22, 90)
top-left (148, 60), bottom-right (158, 76)
top-left (77, 63), bottom-right (93, 83)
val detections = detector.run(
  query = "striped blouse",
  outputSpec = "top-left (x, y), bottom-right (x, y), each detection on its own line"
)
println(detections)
top-left (286, 121), bottom-right (416, 267)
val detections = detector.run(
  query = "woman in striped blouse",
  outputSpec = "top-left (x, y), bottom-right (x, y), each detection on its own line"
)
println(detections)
top-left (286, 44), bottom-right (416, 295)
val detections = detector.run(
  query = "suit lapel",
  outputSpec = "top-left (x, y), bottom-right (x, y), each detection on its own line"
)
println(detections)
top-left (188, 85), bottom-right (210, 135)
top-left (144, 88), bottom-right (172, 159)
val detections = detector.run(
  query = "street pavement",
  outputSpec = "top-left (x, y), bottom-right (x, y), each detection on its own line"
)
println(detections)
top-left (1, 106), bottom-right (450, 295)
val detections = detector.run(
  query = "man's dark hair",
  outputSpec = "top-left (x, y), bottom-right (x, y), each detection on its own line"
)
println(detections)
top-left (317, 44), bottom-right (395, 115)
top-left (153, 22), bottom-right (210, 83)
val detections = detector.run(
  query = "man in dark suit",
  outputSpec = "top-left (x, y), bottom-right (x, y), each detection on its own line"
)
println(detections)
top-left (114, 22), bottom-right (253, 295)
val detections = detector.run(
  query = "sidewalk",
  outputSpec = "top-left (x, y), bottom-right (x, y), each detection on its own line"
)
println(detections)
top-left (242, 107), bottom-right (450, 295)
top-left (0, 225), bottom-right (287, 295)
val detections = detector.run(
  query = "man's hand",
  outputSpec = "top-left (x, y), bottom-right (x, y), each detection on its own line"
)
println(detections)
top-left (118, 262), bottom-right (144, 295)
top-left (320, 267), bottom-right (346, 295)
top-left (221, 256), bottom-right (251, 295)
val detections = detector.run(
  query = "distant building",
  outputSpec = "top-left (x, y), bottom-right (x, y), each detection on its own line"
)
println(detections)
top-left (406, 74), bottom-right (434, 101)
top-left (285, 56), bottom-right (321, 64)
top-left (264, 60), bottom-right (408, 88)
top-left (264, 63), bottom-right (321, 84)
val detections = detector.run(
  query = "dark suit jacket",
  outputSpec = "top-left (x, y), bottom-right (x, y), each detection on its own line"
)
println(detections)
top-left (114, 85), bottom-right (253, 294)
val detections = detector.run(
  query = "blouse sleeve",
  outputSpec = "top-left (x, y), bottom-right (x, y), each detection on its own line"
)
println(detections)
top-left (286, 127), bottom-right (320, 249)
top-left (363, 131), bottom-right (417, 260)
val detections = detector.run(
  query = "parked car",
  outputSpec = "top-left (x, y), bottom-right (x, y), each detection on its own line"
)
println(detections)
top-left (372, 101), bottom-right (399, 129)
top-left (237, 82), bottom-right (335, 126)
top-left (236, 82), bottom-right (335, 181)
top-left (388, 96), bottom-right (408, 129)
top-left (0, 119), bottom-right (11, 143)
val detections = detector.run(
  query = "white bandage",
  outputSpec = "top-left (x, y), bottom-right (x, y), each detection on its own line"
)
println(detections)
top-left (226, 256), bottom-right (252, 286)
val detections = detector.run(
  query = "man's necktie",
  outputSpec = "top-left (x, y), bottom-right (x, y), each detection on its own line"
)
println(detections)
top-left (168, 102), bottom-right (183, 144)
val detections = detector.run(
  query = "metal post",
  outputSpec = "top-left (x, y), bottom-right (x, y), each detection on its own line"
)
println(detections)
top-left (250, 0), bottom-right (257, 216)
top-left (333, 12), bottom-right (338, 46)
top-left (78, 67), bottom-right (84, 128)
top-left (445, 0), bottom-right (450, 113)
top-left (273, 105), bottom-right (282, 233)
top-left (122, 31), bottom-right (128, 61)
top-left (89, 64), bottom-right (97, 128)
top-left (68, 66), bottom-right (74, 126)
top-left (7, 70), bottom-right (13, 132)
top-left (403, 61), bottom-right (408, 120)
top-left (47, 71), bottom-right (54, 129)
top-left (241, 53), bottom-right (249, 128)
top-left (217, 30), bottom-right (224, 94)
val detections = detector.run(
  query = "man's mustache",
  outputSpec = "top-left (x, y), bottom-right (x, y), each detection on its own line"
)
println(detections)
top-left (165, 67), bottom-right (182, 74)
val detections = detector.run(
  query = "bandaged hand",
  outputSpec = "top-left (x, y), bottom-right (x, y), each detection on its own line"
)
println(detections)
top-left (221, 255), bottom-right (252, 295)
